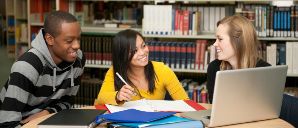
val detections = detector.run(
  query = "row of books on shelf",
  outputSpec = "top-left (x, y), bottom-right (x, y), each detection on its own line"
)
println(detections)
top-left (14, 0), bottom-right (27, 20)
top-left (7, 16), bottom-right (15, 32)
top-left (81, 36), bottom-right (113, 65)
top-left (81, 35), bottom-right (298, 75)
top-left (147, 40), bottom-right (213, 70)
top-left (73, 79), bottom-right (102, 108)
top-left (181, 79), bottom-right (208, 104)
top-left (237, 5), bottom-right (298, 38)
top-left (30, 0), bottom-right (56, 23)
top-left (7, 37), bottom-right (15, 45)
top-left (143, 5), bottom-right (233, 36)
top-left (264, 42), bottom-right (298, 74)
top-left (71, 1), bottom-right (142, 26)
top-left (142, 4), bottom-right (298, 38)
top-left (81, 37), bottom-right (214, 70)
top-left (15, 23), bottom-right (28, 43)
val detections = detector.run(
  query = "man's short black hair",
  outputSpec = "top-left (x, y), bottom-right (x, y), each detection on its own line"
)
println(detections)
top-left (44, 11), bottom-right (78, 37)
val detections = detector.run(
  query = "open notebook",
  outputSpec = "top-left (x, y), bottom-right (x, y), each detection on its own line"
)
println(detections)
top-left (105, 99), bottom-right (205, 113)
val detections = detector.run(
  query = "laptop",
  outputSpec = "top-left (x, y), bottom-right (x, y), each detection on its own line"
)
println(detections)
top-left (181, 65), bottom-right (288, 127)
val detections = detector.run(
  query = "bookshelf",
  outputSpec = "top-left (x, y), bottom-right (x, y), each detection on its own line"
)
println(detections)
top-left (5, 0), bottom-right (29, 59)
top-left (65, 0), bottom-right (298, 77)
top-left (22, 0), bottom-right (298, 105)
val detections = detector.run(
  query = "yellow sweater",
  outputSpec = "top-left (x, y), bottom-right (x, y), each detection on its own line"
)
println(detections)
top-left (94, 61), bottom-right (189, 105)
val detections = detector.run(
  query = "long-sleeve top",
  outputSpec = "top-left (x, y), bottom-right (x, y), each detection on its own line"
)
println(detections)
top-left (95, 61), bottom-right (189, 105)
top-left (206, 59), bottom-right (271, 103)
top-left (0, 29), bottom-right (85, 128)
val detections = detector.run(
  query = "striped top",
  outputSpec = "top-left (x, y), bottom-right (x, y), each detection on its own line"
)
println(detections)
top-left (0, 29), bottom-right (85, 127)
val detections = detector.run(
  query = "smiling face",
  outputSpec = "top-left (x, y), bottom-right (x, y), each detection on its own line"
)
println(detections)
top-left (214, 23), bottom-right (237, 65)
top-left (130, 35), bottom-right (149, 68)
top-left (46, 22), bottom-right (81, 64)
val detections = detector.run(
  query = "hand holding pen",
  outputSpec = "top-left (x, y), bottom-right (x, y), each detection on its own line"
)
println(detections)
top-left (115, 72), bottom-right (137, 102)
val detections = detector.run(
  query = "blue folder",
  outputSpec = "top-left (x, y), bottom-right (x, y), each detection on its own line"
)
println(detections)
top-left (140, 120), bottom-right (204, 128)
top-left (118, 115), bottom-right (192, 128)
top-left (110, 119), bottom-right (204, 128)
top-left (95, 109), bottom-right (176, 123)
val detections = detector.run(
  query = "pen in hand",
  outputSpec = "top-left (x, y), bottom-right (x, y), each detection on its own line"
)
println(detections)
top-left (115, 72), bottom-right (137, 97)
top-left (116, 72), bottom-right (130, 86)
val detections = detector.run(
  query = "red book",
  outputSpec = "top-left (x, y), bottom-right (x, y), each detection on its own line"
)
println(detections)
top-left (199, 40), bottom-right (207, 70)
top-left (195, 40), bottom-right (201, 70)
top-left (175, 10), bottom-right (180, 34)
top-left (182, 10), bottom-right (190, 35)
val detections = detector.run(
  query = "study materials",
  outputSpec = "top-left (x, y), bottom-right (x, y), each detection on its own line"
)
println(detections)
top-left (181, 65), bottom-right (288, 127)
top-left (38, 109), bottom-right (106, 128)
top-left (116, 115), bottom-right (194, 128)
top-left (105, 99), bottom-right (204, 113)
top-left (95, 109), bottom-right (176, 123)
top-left (109, 119), bottom-right (204, 128)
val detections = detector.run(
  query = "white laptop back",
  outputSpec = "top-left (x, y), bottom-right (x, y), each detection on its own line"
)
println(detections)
top-left (209, 65), bottom-right (287, 127)
top-left (181, 65), bottom-right (288, 127)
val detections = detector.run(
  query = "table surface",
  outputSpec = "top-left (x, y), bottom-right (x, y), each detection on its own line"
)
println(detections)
top-left (22, 103), bottom-right (294, 128)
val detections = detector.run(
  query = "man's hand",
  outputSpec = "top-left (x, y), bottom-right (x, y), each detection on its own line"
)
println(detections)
top-left (21, 110), bottom-right (50, 124)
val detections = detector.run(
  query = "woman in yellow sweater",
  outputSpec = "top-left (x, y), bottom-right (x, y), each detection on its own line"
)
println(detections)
top-left (94, 29), bottom-right (189, 105)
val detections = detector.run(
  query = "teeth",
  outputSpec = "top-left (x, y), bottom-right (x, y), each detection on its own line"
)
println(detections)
top-left (139, 56), bottom-right (147, 61)
top-left (216, 49), bottom-right (221, 53)
top-left (70, 51), bottom-right (77, 56)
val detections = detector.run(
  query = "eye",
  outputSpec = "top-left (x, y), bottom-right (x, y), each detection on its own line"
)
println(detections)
top-left (66, 40), bottom-right (73, 44)
top-left (141, 43), bottom-right (147, 49)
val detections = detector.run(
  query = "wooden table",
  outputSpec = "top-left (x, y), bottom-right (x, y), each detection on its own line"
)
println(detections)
top-left (22, 104), bottom-right (294, 128)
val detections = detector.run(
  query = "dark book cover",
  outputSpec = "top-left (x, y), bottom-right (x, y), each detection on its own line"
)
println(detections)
top-left (38, 109), bottom-right (106, 128)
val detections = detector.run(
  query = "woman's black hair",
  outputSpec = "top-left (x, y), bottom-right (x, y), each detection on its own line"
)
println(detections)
top-left (112, 29), bottom-right (156, 93)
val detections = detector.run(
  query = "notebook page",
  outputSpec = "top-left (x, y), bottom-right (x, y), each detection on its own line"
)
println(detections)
top-left (106, 99), bottom-right (154, 113)
top-left (146, 100), bottom-right (196, 112)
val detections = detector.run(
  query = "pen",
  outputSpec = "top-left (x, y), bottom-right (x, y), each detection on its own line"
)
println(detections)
top-left (116, 72), bottom-right (130, 86)
top-left (116, 72), bottom-right (137, 96)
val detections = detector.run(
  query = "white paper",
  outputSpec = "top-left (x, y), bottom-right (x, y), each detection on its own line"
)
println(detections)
top-left (106, 99), bottom-right (196, 113)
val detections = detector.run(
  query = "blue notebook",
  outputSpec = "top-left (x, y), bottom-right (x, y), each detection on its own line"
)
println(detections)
top-left (95, 109), bottom-right (176, 123)
top-left (117, 115), bottom-right (192, 128)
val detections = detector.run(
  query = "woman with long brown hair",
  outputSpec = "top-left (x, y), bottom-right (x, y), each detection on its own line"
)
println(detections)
top-left (207, 15), bottom-right (271, 103)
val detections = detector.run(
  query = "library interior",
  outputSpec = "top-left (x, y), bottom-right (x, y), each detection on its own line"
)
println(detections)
top-left (0, 0), bottom-right (298, 128)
